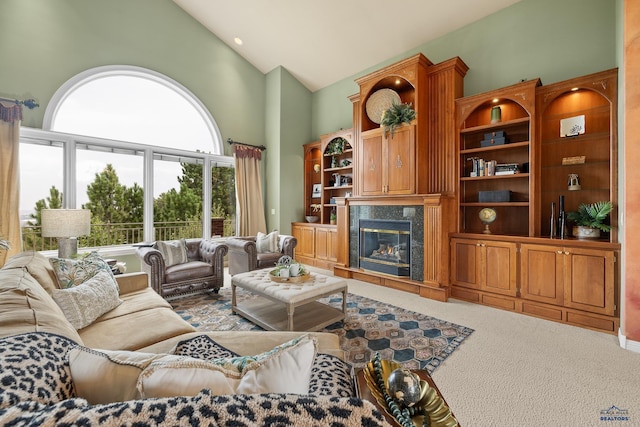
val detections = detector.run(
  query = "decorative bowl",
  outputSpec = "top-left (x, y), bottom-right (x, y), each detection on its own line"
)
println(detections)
top-left (305, 215), bottom-right (319, 223)
top-left (269, 270), bottom-right (311, 283)
top-left (364, 358), bottom-right (459, 427)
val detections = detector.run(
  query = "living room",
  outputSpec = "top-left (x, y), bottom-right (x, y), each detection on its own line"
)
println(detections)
top-left (1, 0), bottom-right (639, 425)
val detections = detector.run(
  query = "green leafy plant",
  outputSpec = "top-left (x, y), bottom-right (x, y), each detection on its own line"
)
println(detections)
top-left (566, 201), bottom-right (613, 232)
top-left (381, 102), bottom-right (416, 137)
top-left (326, 137), bottom-right (347, 155)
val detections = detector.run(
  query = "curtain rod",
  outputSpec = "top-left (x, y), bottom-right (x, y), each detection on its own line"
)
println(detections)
top-left (226, 138), bottom-right (266, 151)
top-left (0, 96), bottom-right (39, 109)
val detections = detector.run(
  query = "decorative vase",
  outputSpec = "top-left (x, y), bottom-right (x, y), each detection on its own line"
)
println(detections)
top-left (573, 226), bottom-right (600, 239)
top-left (491, 106), bottom-right (502, 123)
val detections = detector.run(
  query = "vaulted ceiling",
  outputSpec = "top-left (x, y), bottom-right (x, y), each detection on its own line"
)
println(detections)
top-left (173, 0), bottom-right (521, 92)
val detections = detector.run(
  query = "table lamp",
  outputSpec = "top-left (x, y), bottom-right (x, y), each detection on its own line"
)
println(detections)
top-left (41, 209), bottom-right (91, 258)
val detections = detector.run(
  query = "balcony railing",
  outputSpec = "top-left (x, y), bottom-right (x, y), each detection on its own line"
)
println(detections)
top-left (21, 219), bottom-right (235, 252)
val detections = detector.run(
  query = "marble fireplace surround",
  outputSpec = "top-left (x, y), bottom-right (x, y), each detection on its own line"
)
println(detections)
top-left (336, 194), bottom-right (455, 301)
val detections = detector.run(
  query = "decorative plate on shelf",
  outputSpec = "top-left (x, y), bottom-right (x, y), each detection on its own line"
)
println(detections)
top-left (366, 88), bottom-right (401, 124)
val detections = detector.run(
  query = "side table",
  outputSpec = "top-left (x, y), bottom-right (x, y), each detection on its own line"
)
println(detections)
top-left (354, 368), bottom-right (460, 427)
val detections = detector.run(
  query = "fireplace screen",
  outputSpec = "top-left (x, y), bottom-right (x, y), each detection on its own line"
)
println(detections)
top-left (359, 219), bottom-right (411, 276)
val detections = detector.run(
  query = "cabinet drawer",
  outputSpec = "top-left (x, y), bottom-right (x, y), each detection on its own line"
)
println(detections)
top-left (566, 311), bottom-right (616, 332)
top-left (451, 286), bottom-right (480, 303)
top-left (481, 294), bottom-right (516, 311)
top-left (521, 302), bottom-right (563, 321)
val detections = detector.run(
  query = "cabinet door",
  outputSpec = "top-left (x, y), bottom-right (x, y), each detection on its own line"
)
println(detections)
top-left (481, 240), bottom-right (518, 297)
top-left (520, 243), bottom-right (564, 305)
top-left (450, 238), bottom-right (481, 289)
top-left (360, 130), bottom-right (384, 195)
top-left (386, 124), bottom-right (415, 195)
top-left (315, 227), bottom-right (338, 262)
top-left (292, 224), bottom-right (315, 259)
top-left (564, 247), bottom-right (616, 316)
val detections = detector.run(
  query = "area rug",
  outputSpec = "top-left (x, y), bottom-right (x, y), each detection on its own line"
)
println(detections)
top-left (170, 288), bottom-right (473, 373)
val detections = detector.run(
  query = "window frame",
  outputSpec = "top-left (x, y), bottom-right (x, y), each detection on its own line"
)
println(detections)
top-left (20, 66), bottom-right (233, 256)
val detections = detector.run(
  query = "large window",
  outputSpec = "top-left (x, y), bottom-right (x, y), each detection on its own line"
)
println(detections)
top-left (20, 66), bottom-right (235, 252)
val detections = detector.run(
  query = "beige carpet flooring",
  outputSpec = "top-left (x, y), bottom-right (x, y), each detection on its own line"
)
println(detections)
top-left (222, 268), bottom-right (640, 427)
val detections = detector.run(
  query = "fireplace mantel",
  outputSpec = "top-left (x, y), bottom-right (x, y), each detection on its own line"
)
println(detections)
top-left (333, 193), bottom-right (456, 302)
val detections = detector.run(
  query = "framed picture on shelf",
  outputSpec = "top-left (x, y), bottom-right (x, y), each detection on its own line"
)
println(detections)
top-left (312, 184), bottom-right (321, 198)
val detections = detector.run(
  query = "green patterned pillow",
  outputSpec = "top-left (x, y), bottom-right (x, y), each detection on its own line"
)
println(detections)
top-left (50, 252), bottom-right (114, 289)
top-left (155, 239), bottom-right (188, 266)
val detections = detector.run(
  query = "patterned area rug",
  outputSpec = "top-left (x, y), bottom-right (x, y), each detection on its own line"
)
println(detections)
top-left (170, 288), bottom-right (473, 373)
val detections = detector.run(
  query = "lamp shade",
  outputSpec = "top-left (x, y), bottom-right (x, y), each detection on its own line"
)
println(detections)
top-left (41, 209), bottom-right (91, 238)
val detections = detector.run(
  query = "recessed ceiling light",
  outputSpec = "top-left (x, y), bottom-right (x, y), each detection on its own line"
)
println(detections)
top-left (492, 98), bottom-right (499, 103)
top-left (571, 87), bottom-right (579, 91)
top-left (234, 37), bottom-right (243, 46)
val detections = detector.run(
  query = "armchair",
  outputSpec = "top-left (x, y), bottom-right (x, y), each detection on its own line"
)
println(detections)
top-left (226, 234), bottom-right (297, 275)
top-left (137, 238), bottom-right (228, 299)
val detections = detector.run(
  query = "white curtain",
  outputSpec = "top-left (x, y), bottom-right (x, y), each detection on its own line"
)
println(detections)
top-left (0, 102), bottom-right (22, 266)
top-left (233, 144), bottom-right (267, 236)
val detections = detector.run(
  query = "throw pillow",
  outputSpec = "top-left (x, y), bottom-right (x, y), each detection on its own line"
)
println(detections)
top-left (256, 230), bottom-right (279, 253)
top-left (0, 332), bottom-right (77, 406)
top-left (137, 335), bottom-right (317, 398)
top-left (50, 251), bottom-right (114, 289)
top-left (67, 346), bottom-right (164, 404)
top-left (155, 239), bottom-right (188, 266)
top-left (51, 270), bottom-right (123, 330)
top-left (172, 335), bottom-right (239, 359)
top-left (172, 336), bottom-right (355, 398)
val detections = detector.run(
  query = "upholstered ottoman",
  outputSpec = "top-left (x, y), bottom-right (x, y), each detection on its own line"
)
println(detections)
top-left (231, 268), bottom-right (347, 331)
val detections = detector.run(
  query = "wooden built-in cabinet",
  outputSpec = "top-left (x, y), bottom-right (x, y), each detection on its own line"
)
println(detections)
top-left (536, 69), bottom-right (618, 242)
top-left (456, 79), bottom-right (540, 236)
top-left (451, 237), bottom-right (517, 297)
top-left (291, 223), bottom-right (338, 270)
top-left (359, 124), bottom-right (415, 195)
top-left (451, 69), bottom-right (620, 334)
top-left (296, 129), bottom-right (352, 269)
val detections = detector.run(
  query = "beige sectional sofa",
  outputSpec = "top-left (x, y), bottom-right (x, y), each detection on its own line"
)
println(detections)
top-left (0, 251), bottom-right (390, 426)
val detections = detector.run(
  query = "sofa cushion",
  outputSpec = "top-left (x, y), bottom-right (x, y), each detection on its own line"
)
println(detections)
top-left (79, 306), bottom-right (196, 351)
top-left (51, 270), bottom-right (123, 330)
top-left (164, 260), bottom-right (213, 283)
top-left (50, 252), bottom-right (115, 289)
top-left (67, 347), bottom-right (163, 404)
top-left (0, 268), bottom-right (83, 342)
top-left (94, 287), bottom-right (172, 322)
top-left (137, 335), bottom-right (317, 398)
top-left (0, 332), bottom-right (77, 406)
top-left (256, 230), bottom-right (279, 253)
top-left (1, 251), bottom-right (59, 295)
top-left (156, 239), bottom-right (188, 266)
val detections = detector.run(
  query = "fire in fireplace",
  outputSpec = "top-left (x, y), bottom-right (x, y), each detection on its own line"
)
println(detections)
top-left (359, 219), bottom-right (411, 276)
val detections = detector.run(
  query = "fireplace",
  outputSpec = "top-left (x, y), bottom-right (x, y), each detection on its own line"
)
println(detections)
top-left (359, 219), bottom-right (411, 276)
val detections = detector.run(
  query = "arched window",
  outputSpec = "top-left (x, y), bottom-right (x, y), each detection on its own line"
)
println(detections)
top-left (44, 65), bottom-right (222, 153)
top-left (19, 66), bottom-right (235, 251)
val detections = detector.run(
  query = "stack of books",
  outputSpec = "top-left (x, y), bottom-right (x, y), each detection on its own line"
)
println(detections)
top-left (495, 163), bottom-right (520, 175)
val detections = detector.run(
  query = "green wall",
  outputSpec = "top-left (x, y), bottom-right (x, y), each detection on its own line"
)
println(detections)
top-left (264, 67), bottom-right (312, 232)
top-left (311, 0), bottom-right (617, 138)
top-left (0, 0), bottom-right (266, 154)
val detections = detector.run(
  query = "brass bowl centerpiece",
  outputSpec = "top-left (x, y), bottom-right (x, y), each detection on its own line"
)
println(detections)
top-left (364, 354), bottom-right (459, 427)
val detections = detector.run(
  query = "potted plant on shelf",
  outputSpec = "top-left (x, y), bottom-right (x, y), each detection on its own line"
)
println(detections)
top-left (329, 208), bottom-right (337, 225)
top-left (380, 102), bottom-right (416, 137)
top-left (566, 200), bottom-right (613, 239)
